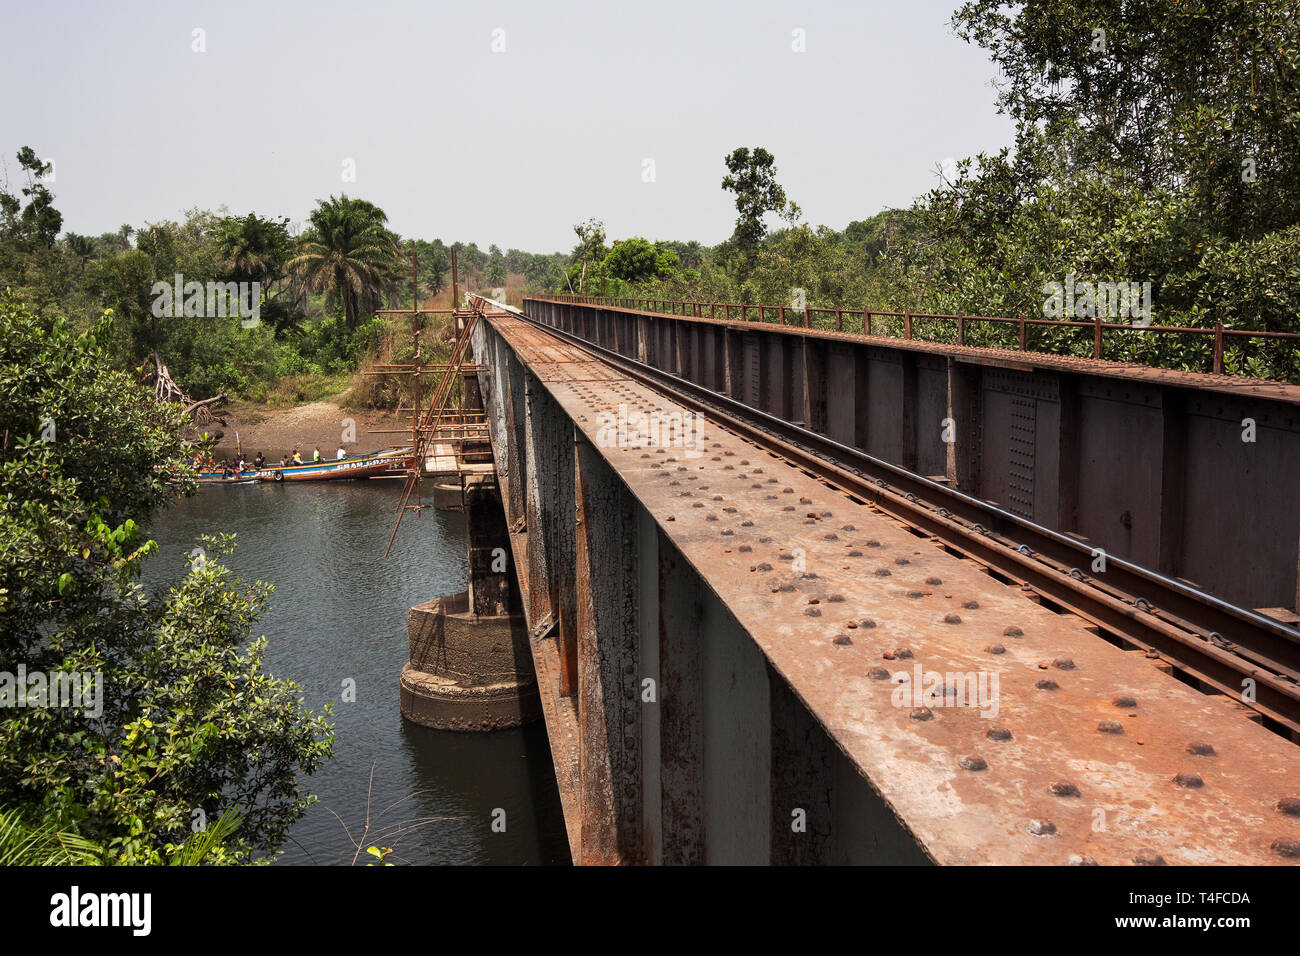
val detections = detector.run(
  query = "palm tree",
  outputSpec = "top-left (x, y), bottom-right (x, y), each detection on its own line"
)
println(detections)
top-left (62, 232), bottom-right (96, 276)
top-left (289, 196), bottom-right (401, 327)
top-left (215, 213), bottom-right (291, 285)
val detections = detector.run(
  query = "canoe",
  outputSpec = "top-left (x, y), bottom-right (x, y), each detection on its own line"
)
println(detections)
top-left (196, 448), bottom-right (414, 484)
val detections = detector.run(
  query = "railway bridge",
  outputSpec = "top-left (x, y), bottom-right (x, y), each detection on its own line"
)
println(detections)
top-left (460, 292), bottom-right (1300, 865)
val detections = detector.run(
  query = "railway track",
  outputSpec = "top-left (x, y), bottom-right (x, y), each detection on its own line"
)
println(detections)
top-left (473, 294), bottom-right (1300, 741)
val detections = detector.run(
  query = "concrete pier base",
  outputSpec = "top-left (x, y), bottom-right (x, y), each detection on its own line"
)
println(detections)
top-left (399, 477), bottom-right (540, 732)
top-left (399, 592), bottom-right (540, 731)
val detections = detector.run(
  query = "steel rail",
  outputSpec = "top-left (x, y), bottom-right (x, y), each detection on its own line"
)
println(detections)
top-left (473, 295), bottom-right (1300, 737)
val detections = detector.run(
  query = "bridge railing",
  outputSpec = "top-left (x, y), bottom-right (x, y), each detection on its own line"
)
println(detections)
top-left (529, 293), bottom-right (1300, 383)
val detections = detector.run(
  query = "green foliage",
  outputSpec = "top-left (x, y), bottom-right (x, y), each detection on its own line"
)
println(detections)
top-left (290, 195), bottom-right (403, 328)
top-left (0, 297), bottom-right (332, 863)
top-left (603, 238), bottom-right (679, 283)
top-left (722, 147), bottom-right (796, 269)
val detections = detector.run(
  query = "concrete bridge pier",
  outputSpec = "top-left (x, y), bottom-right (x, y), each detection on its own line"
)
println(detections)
top-left (399, 478), bottom-right (542, 731)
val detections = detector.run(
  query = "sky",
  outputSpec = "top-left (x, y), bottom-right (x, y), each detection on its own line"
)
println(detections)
top-left (0, 0), bottom-right (1014, 253)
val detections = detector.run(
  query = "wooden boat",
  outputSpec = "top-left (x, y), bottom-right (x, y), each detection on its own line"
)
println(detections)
top-left (196, 448), bottom-right (414, 484)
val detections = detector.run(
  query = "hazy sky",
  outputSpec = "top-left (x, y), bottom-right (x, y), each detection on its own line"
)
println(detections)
top-left (0, 0), bottom-right (1014, 252)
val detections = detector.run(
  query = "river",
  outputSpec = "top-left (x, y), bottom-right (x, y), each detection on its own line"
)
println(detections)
top-left (140, 480), bottom-right (569, 866)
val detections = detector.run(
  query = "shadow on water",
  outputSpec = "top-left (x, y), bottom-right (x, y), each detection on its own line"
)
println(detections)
top-left (140, 479), bottom-right (570, 866)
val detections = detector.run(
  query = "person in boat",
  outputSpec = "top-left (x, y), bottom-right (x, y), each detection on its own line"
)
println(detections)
top-left (292, 450), bottom-right (303, 464)
top-left (220, 459), bottom-right (232, 478)
top-left (254, 451), bottom-right (265, 468)
top-left (312, 447), bottom-right (321, 462)
top-left (337, 447), bottom-right (347, 460)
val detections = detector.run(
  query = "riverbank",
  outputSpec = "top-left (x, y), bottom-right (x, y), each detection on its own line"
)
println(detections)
top-left (204, 400), bottom-right (411, 460)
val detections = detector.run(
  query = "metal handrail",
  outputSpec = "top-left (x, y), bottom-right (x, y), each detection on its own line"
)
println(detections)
top-left (531, 293), bottom-right (1300, 380)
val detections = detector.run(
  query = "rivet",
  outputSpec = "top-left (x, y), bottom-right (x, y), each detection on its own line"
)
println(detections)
top-left (894, 648), bottom-right (914, 659)
top-left (1049, 782), bottom-right (1080, 797)
top-left (804, 607), bottom-right (821, 617)
top-left (833, 635), bottom-right (852, 646)
top-left (757, 562), bottom-right (773, 571)
top-left (1277, 797), bottom-right (1300, 816)
top-left (1027, 820), bottom-right (1057, 836)
top-left (1173, 772), bottom-right (1204, 789)
top-left (1068, 854), bottom-right (1098, 866)
top-left (986, 644), bottom-right (1005, 655)
top-left (895, 557), bottom-right (910, 565)
top-left (1272, 839), bottom-right (1300, 859)
top-left (860, 619), bottom-right (876, 628)
top-left (909, 707), bottom-right (934, 721)
top-left (986, 726), bottom-right (1012, 741)
top-left (960, 755), bottom-right (987, 771)
top-left (943, 613), bottom-right (962, 624)
top-left (926, 576), bottom-right (943, 586)
top-left (1113, 696), bottom-right (1137, 708)
top-left (866, 540), bottom-right (882, 548)
top-left (874, 568), bottom-right (892, 577)
top-left (1036, 679), bottom-right (1059, 691)
top-left (1098, 720), bottom-right (1124, 734)
top-left (1004, 626), bottom-right (1023, 637)
top-left (1186, 742), bottom-right (1215, 756)
top-left (1133, 851), bottom-right (1167, 866)
top-left (848, 549), bottom-right (863, 557)
top-left (869, 667), bottom-right (891, 680)
top-left (963, 600), bottom-right (980, 610)
top-left (1053, 658), bottom-right (1075, 670)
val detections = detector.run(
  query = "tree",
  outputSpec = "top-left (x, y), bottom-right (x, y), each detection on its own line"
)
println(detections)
top-left (571, 218), bottom-right (606, 292)
top-left (289, 195), bottom-right (401, 328)
top-left (486, 245), bottom-right (507, 285)
top-left (0, 297), bottom-right (332, 863)
top-left (952, 0), bottom-right (1300, 238)
top-left (603, 237), bottom-right (679, 283)
top-left (722, 147), bottom-right (792, 268)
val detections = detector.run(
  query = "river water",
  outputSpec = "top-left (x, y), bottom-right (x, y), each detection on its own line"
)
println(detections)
top-left (140, 480), bottom-right (569, 866)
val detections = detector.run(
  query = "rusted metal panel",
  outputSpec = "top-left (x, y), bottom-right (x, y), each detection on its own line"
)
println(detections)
top-left (574, 438), bottom-right (642, 864)
top-left (658, 529), bottom-right (706, 864)
top-left (483, 309), bottom-right (1300, 866)
top-left (769, 665), bottom-right (834, 865)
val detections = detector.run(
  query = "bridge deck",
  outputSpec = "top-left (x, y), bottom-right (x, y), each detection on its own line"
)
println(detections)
top-left (487, 310), bottom-right (1300, 865)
